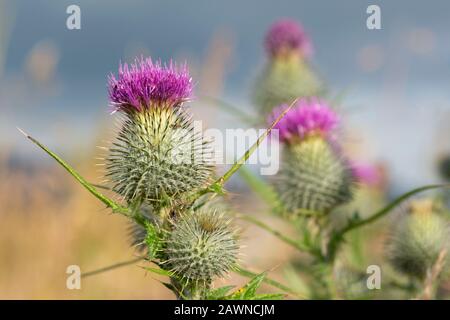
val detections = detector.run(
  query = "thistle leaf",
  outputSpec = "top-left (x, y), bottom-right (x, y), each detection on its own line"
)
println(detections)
top-left (18, 128), bottom-right (130, 216)
top-left (227, 272), bottom-right (267, 300)
top-left (141, 266), bottom-right (174, 277)
top-left (206, 285), bottom-right (235, 300)
top-left (234, 266), bottom-right (304, 299)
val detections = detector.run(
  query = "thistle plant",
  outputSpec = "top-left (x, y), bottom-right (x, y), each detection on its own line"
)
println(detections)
top-left (253, 19), bottom-right (323, 117)
top-left (269, 98), bottom-right (354, 216)
top-left (104, 57), bottom-right (247, 298)
top-left (20, 55), bottom-right (294, 300)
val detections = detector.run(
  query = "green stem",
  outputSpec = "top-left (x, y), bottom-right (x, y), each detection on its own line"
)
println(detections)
top-left (327, 184), bottom-right (450, 262)
top-left (340, 184), bottom-right (449, 236)
top-left (238, 215), bottom-right (307, 252)
top-left (81, 257), bottom-right (144, 278)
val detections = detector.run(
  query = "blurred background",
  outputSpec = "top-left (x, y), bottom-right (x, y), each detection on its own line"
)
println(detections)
top-left (1, 0), bottom-right (450, 299)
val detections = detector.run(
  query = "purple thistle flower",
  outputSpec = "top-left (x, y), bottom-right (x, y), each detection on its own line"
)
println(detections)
top-left (268, 98), bottom-right (339, 143)
top-left (108, 57), bottom-right (193, 112)
top-left (264, 19), bottom-right (313, 57)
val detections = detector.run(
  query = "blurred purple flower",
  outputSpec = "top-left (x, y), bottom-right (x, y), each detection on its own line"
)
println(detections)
top-left (351, 162), bottom-right (382, 187)
top-left (264, 19), bottom-right (313, 57)
top-left (108, 57), bottom-right (193, 112)
top-left (268, 98), bottom-right (339, 143)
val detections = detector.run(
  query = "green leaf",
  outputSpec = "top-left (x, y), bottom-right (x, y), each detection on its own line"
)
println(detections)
top-left (141, 266), bottom-right (174, 277)
top-left (241, 272), bottom-right (266, 299)
top-left (206, 285), bottom-right (235, 300)
top-left (234, 266), bottom-right (304, 299)
top-left (144, 222), bottom-right (163, 260)
top-left (226, 272), bottom-right (272, 300)
top-left (18, 128), bottom-right (132, 218)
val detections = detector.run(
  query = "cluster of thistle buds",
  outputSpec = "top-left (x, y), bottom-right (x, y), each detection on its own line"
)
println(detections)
top-left (106, 57), bottom-right (238, 297)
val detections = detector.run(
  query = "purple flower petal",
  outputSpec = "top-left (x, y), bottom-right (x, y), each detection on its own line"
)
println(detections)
top-left (108, 56), bottom-right (193, 112)
top-left (264, 19), bottom-right (313, 57)
top-left (268, 98), bottom-right (339, 143)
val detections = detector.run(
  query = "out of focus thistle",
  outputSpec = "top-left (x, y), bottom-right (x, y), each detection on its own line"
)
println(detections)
top-left (388, 199), bottom-right (449, 279)
top-left (269, 98), bottom-right (354, 215)
top-left (253, 19), bottom-right (323, 117)
top-left (107, 57), bottom-right (212, 208)
top-left (438, 155), bottom-right (450, 182)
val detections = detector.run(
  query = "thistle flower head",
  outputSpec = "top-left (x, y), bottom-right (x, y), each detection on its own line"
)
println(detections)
top-left (269, 98), bottom-right (339, 144)
top-left (106, 58), bottom-right (211, 206)
top-left (275, 136), bottom-right (354, 214)
top-left (164, 208), bottom-right (239, 282)
top-left (388, 200), bottom-right (449, 279)
top-left (107, 107), bottom-right (212, 205)
top-left (108, 57), bottom-right (193, 112)
top-left (265, 19), bottom-right (312, 58)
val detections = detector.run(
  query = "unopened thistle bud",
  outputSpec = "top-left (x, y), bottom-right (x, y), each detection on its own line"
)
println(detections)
top-left (388, 199), bottom-right (449, 279)
top-left (253, 19), bottom-right (322, 116)
top-left (270, 99), bottom-right (354, 215)
top-left (106, 57), bottom-right (212, 206)
top-left (164, 208), bottom-right (239, 282)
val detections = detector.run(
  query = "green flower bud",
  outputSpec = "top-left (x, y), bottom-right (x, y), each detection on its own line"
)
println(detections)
top-left (275, 136), bottom-right (354, 215)
top-left (253, 54), bottom-right (322, 116)
top-left (107, 106), bottom-right (212, 206)
top-left (164, 208), bottom-right (239, 282)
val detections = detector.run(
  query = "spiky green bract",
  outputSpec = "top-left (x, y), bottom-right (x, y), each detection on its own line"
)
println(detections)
top-left (275, 136), bottom-right (354, 215)
top-left (388, 206), bottom-right (449, 279)
top-left (107, 106), bottom-right (212, 207)
top-left (253, 54), bottom-right (322, 117)
top-left (165, 208), bottom-right (239, 283)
